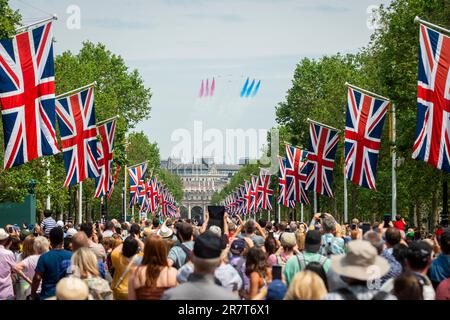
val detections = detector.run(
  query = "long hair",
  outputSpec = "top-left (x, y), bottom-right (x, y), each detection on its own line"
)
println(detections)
top-left (21, 235), bottom-right (36, 259)
top-left (141, 236), bottom-right (169, 287)
top-left (285, 270), bottom-right (327, 300)
top-left (71, 247), bottom-right (100, 278)
top-left (245, 247), bottom-right (268, 277)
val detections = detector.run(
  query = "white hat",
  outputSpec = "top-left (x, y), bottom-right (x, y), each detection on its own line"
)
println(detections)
top-left (56, 220), bottom-right (64, 228)
top-left (66, 228), bottom-right (78, 238)
top-left (0, 228), bottom-right (9, 241)
top-left (157, 225), bottom-right (173, 238)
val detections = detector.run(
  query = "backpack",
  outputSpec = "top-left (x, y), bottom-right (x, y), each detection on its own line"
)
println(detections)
top-left (320, 235), bottom-right (344, 257)
top-left (333, 287), bottom-right (389, 300)
top-left (296, 252), bottom-right (327, 271)
top-left (174, 243), bottom-right (192, 269)
top-left (275, 253), bottom-right (288, 271)
top-left (230, 256), bottom-right (246, 291)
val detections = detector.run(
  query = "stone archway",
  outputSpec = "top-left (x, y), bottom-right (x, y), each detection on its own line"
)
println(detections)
top-left (191, 206), bottom-right (203, 221)
top-left (179, 206), bottom-right (189, 219)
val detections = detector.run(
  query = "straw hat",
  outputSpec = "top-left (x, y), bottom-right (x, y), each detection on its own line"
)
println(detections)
top-left (157, 225), bottom-right (173, 238)
top-left (330, 240), bottom-right (390, 281)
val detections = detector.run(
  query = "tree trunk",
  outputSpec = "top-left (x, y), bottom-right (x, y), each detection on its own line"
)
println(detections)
top-left (430, 189), bottom-right (437, 232)
top-left (413, 202), bottom-right (419, 227)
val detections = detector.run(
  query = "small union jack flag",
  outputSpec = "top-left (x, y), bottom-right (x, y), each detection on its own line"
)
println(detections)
top-left (285, 144), bottom-right (310, 204)
top-left (412, 23), bottom-right (450, 171)
top-left (305, 121), bottom-right (339, 197)
top-left (0, 22), bottom-right (60, 169)
top-left (56, 87), bottom-right (98, 187)
top-left (94, 119), bottom-right (116, 198)
top-left (257, 170), bottom-right (273, 210)
top-left (128, 163), bottom-right (147, 207)
top-left (344, 86), bottom-right (389, 190)
top-left (278, 157), bottom-right (295, 208)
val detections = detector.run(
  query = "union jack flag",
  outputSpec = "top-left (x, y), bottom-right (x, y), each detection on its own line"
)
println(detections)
top-left (278, 157), bottom-right (295, 208)
top-left (146, 177), bottom-right (159, 213)
top-left (56, 87), bottom-right (98, 186)
top-left (250, 175), bottom-right (259, 213)
top-left (285, 144), bottom-right (310, 204)
top-left (344, 87), bottom-right (389, 190)
top-left (0, 22), bottom-right (60, 169)
top-left (412, 23), bottom-right (450, 172)
top-left (107, 164), bottom-right (120, 199)
top-left (257, 170), bottom-right (273, 210)
top-left (128, 162), bottom-right (147, 207)
top-left (94, 119), bottom-right (116, 198)
top-left (305, 122), bottom-right (339, 197)
top-left (243, 181), bottom-right (254, 215)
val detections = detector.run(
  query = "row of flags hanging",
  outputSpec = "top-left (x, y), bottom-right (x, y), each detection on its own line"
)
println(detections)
top-left (222, 17), bottom-right (450, 214)
top-left (128, 162), bottom-right (178, 218)
top-left (0, 19), bottom-right (119, 199)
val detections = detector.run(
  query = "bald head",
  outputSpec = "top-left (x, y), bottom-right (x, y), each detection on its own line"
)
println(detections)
top-left (71, 231), bottom-right (89, 252)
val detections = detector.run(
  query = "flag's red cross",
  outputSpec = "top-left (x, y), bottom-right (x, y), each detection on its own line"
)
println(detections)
top-left (414, 25), bottom-right (450, 168)
top-left (0, 24), bottom-right (56, 168)
top-left (97, 124), bottom-right (114, 192)
top-left (285, 148), bottom-right (308, 202)
top-left (258, 176), bottom-right (273, 210)
top-left (345, 93), bottom-right (382, 187)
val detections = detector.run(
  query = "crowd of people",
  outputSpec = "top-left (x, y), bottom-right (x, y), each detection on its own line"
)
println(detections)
top-left (0, 209), bottom-right (450, 300)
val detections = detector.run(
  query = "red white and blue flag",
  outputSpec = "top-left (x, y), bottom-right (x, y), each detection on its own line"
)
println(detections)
top-left (56, 87), bottom-right (98, 187)
top-left (250, 175), bottom-right (259, 213)
top-left (0, 22), bottom-right (60, 169)
top-left (345, 86), bottom-right (389, 190)
top-left (94, 119), bottom-right (116, 198)
top-left (128, 162), bottom-right (147, 207)
top-left (412, 23), bottom-right (450, 172)
top-left (146, 177), bottom-right (159, 214)
top-left (278, 157), bottom-right (295, 208)
top-left (243, 180), bottom-right (253, 215)
top-left (257, 170), bottom-right (273, 211)
top-left (285, 144), bottom-right (310, 204)
top-left (305, 121), bottom-right (339, 197)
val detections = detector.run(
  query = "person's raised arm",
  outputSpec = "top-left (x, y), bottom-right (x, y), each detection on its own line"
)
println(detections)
top-left (127, 270), bottom-right (137, 300)
top-left (223, 212), bottom-right (229, 236)
top-left (255, 222), bottom-right (267, 239)
top-left (200, 212), bottom-right (209, 234)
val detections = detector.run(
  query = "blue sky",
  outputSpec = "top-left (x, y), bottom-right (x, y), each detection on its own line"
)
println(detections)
top-left (11, 0), bottom-right (391, 163)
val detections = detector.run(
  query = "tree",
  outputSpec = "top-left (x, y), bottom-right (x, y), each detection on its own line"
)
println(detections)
top-left (0, 0), bottom-right (20, 39)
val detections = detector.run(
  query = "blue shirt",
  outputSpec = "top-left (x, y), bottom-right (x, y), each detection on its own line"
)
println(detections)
top-left (36, 249), bottom-right (72, 299)
top-left (380, 248), bottom-right (402, 285)
top-left (429, 254), bottom-right (450, 284)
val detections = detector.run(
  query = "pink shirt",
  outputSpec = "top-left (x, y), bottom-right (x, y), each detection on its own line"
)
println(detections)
top-left (0, 245), bottom-right (15, 299)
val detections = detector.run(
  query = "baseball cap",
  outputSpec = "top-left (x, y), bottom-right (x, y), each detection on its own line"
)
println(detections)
top-left (230, 238), bottom-right (247, 255)
top-left (305, 230), bottom-right (321, 253)
top-left (407, 240), bottom-right (432, 262)
top-left (266, 279), bottom-right (287, 300)
top-left (193, 230), bottom-right (222, 259)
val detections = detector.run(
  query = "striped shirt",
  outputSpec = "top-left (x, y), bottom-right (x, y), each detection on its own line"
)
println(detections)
top-left (40, 217), bottom-right (57, 236)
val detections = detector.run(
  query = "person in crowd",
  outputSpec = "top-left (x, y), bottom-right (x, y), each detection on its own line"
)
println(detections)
top-left (393, 214), bottom-right (406, 231)
top-left (238, 219), bottom-right (266, 248)
top-left (14, 236), bottom-right (49, 300)
top-left (70, 247), bottom-right (112, 300)
top-left (79, 223), bottom-right (106, 262)
top-left (110, 236), bottom-right (140, 300)
top-left (128, 236), bottom-right (177, 300)
top-left (284, 230), bottom-right (330, 287)
top-left (319, 215), bottom-right (344, 256)
top-left (228, 238), bottom-right (248, 293)
top-left (168, 222), bottom-right (194, 269)
top-left (40, 209), bottom-right (57, 237)
top-left (285, 270), bottom-right (328, 300)
top-left (161, 230), bottom-right (238, 300)
top-left (31, 227), bottom-right (72, 300)
top-left (393, 271), bottom-right (424, 300)
top-left (0, 228), bottom-right (15, 300)
top-left (264, 235), bottom-right (278, 258)
top-left (429, 230), bottom-right (450, 288)
top-left (436, 277), bottom-right (450, 300)
top-left (404, 241), bottom-right (435, 299)
top-left (47, 277), bottom-right (90, 300)
top-left (323, 240), bottom-right (395, 300)
top-left (305, 261), bottom-right (329, 291)
top-left (267, 232), bottom-right (297, 269)
top-left (102, 221), bottom-right (116, 238)
top-left (245, 247), bottom-right (270, 299)
top-left (380, 228), bottom-right (403, 284)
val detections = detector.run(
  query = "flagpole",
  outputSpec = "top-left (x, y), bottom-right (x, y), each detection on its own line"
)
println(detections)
top-left (277, 204), bottom-right (281, 222)
top-left (345, 82), bottom-right (390, 101)
top-left (15, 15), bottom-right (57, 33)
top-left (313, 192), bottom-right (317, 214)
top-left (97, 115), bottom-right (120, 127)
top-left (344, 166), bottom-right (348, 223)
top-left (124, 164), bottom-right (127, 222)
top-left (414, 16), bottom-right (450, 34)
top-left (307, 118), bottom-right (341, 133)
top-left (392, 103), bottom-right (397, 220)
top-left (55, 82), bottom-right (97, 99)
top-left (78, 181), bottom-right (83, 225)
top-left (301, 203), bottom-right (304, 222)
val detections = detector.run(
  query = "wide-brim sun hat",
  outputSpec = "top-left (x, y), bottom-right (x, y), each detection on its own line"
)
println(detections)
top-left (157, 225), bottom-right (173, 238)
top-left (330, 239), bottom-right (390, 281)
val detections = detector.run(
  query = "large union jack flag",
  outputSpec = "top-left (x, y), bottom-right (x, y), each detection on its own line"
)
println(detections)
top-left (0, 22), bottom-right (60, 169)
top-left (412, 23), bottom-right (450, 171)
top-left (128, 162), bottom-right (147, 207)
top-left (56, 87), bottom-right (98, 186)
top-left (257, 170), bottom-right (273, 211)
top-left (94, 119), bottom-right (116, 198)
top-left (344, 87), bottom-right (389, 190)
top-left (285, 144), bottom-right (310, 204)
top-left (278, 157), bottom-right (295, 208)
top-left (305, 122), bottom-right (339, 197)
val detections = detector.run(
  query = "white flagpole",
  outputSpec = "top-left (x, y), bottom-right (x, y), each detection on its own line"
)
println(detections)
top-left (414, 16), bottom-right (450, 34)
top-left (344, 167), bottom-right (348, 223)
top-left (301, 203), bottom-right (304, 222)
top-left (277, 205), bottom-right (281, 222)
top-left (15, 15), bottom-right (57, 33)
top-left (124, 165), bottom-right (127, 222)
top-left (313, 192), bottom-right (317, 214)
top-left (55, 82), bottom-right (96, 99)
top-left (78, 181), bottom-right (83, 225)
top-left (392, 103), bottom-right (397, 220)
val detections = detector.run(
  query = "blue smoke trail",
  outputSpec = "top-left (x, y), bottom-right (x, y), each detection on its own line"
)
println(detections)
top-left (251, 80), bottom-right (261, 97)
top-left (245, 79), bottom-right (255, 97)
top-left (240, 77), bottom-right (249, 97)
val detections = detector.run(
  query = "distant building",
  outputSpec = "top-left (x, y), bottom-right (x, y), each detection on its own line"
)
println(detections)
top-left (160, 158), bottom-right (242, 219)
